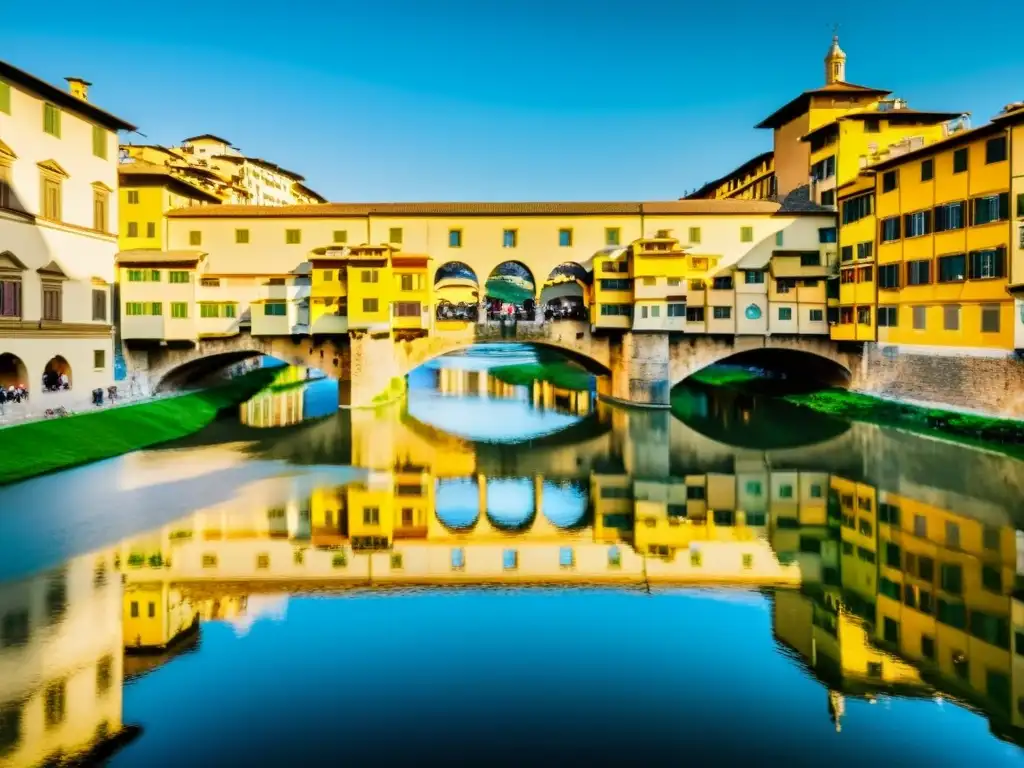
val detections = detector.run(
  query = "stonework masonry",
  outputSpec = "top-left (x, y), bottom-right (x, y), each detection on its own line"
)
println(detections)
top-left (856, 344), bottom-right (1024, 420)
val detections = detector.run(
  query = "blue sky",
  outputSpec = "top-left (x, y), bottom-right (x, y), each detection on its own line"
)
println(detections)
top-left (3, 1), bottom-right (1023, 202)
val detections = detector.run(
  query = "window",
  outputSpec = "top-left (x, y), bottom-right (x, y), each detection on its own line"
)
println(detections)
top-left (333, 230), bottom-right (348, 243)
top-left (41, 176), bottom-right (62, 220)
top-left (943, 304), bottom-right (960, 331)
top-left (972, 193), bottom-right (1009, 226)
top-left (90, 126), bottom-right (108, 159)
top-left (878, 264), bottom-right (899, 289)
top-left (840, 245), bottom-right (853, 262)
top-left (224, 303), bottom-right (237, 317)
top-left (857, 306), bottom-right (871, 325)
top-left (968, 247), bottom-right (1006, 279)
top-left (171, 302), bottom-right (188, 319)
top-left (399, 273), bottom-right (422, 291)
top-left (146, 222), bottom-right (156, 238)
top-left (842, 194), bottom-right (874, 224)
top-left (235, 229), bottom-right (249, 244)
top-left (712, 276), bottom-right (733, 290)
top-left (934, 201), bottom-right (965, 232)
top-left (811, 155), bottom-right (835, 180)
top-left (126, 222), bottom-right (139, 237)
top-left (126, 190), bottom-right (140, 204)
top-left (839, 307), bottom-right (854, 324)
top-left (667, 303), bottom-right (686, 317)
top-left (43, 103), bottom-right (61, 137)
top-left (558, 228), bottom-right (573, 247)
top-left (904, 210), bottom-right (931, 238)
top-left (745, 270), bottom-right (765, 284)
top-left (880, 217), bottom-right (901, 242)
top-left (906, 260), bottom-right (931, 286)
top-left (882, 170), bottom-right (898, 193)
top-left (981, 304), bottom-right (1001, 333)
top-left (42, 284), bottom-right (62, 321)
top-left (877, 306), bottom-right (898, 327)
top-left (502, 229), bottom-right (517, 248)
top-left (953, 147), bottom-right (968, 173)
top-left (200, 304), bottom-right (220, 318)
top-left (799, 252), bottom-right (821, 267)
top-left (740, 226), bottom-right (754, 242)
top-left (448, 229), bottom-right (462, 248)
top-left (285, 229), bottom-right (301, 244)
top-left (394, 301), bottom-right (421, 317)
top-left (712, 306), bottom-right (731, 320)
top-left (91, 289), bottom-right (106, 321)
top-left (912, 306), bottom-right (926, 330)
top-left (0, 161), bottom-right (11, 209)
top-left (559, 546), bottom-right (575, 569)
top-left (362, 298), bottom-right (379, 313)
top-left (361, 270), bottom-right (379, 283)
top-left (92, 349), bottom-right (106, 370)
top-left (389, 227), bottom-right (403, 244)
top-left (1019, 193), bottom-right (1024, 218)
top-left (818, 227), bottom-right (837, 244)
top-left (688, 227), bottom-right (701, 244)
top-left (864, 118), bottom-right (880, 133)
top-left (858, 266), bottom-right (873, 283)
top-left (92, 188), bottom-right (108, 231)
top-left (820, 190), bottom-right (835, 206)
top-left (986, 136), bottom-right (1008, 164)
top-left (921, 158), bottom-right (934, 181)
top-left (599, 278), bottom-right (631, 291)
top-left (0, 80), bottom-right (9, 114)
top-left (169, 270), bottom-right (190, 284)
top-left (605, 227), bottom-right (620, 246)
top-left (686, 307), bottom-right (704, 322)
top-left (937, 254), bottom-right (966, 283)
top-left (775, 231), bottom-right (784, 246)
top-left (809, 309), bottom-right (824, 322)
top-left (264, 302), bottom-right (286, 316)
top-left (44, 682), bottom-right (66, 728)
top-left (189, 231), bottom-right (201, 246)
top-left (778, 307), bottom-right (792, 321)
top-left (841, 269), bottom-right (856, 284)
top-left (599, 303), bottom-right (632, 317)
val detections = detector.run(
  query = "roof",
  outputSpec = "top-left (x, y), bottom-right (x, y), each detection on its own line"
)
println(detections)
top-left (992, 103), bottom-right (1024, 124)
top-left (118, 162), bottom-right (223, 203)
top-left (800, 108), bottom-right (968, 144)
top-left (0, 59), bottom-right (136, 132)
top-left (166, 199), bottom-right (834, 219)
top-left (212, 154), bottom-right (306, 181)
top-left (116, 249), bottom-right (207, 265)
top-left (867, 121), bottom-right (1007, 172)
top-left (294, 182), bottom-right (327, 203)
top-left (684, 150), bottom-right (774, 199)
top-left (755, 82), bottom-right (892, 130)
top-left (182, 134), bottom-right (233, 145)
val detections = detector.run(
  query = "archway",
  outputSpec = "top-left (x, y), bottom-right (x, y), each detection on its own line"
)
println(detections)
top-left (485, 261), bottom-right (536, 321)
top-left (155, 351), bottom-right (284, 393)
top-left (485, 477), bottom-right (536, 531)
top-left (0, 352), bottom-right (28, 390)
top-left (435, 477), bottom-right (480, 532)
top-left (540, 479), bottom-right (589, 529)
top-left (539, 263), bottom-right (590, 322)
top-left (42, 355), bottom-right (72, 391)
top-left (676, 348), bottom-right (852, 394)
top-left (434, 261), bottom-right (480, 322)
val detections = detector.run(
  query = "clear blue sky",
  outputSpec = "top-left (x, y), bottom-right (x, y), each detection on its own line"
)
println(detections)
top-left (3, 1), bottom-right (1022, 202)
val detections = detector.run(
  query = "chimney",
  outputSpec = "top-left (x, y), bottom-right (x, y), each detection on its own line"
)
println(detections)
top-left (65, 77), bottom-right (92, 101)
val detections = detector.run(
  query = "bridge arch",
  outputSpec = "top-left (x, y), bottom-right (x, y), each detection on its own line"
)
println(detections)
top-left (669, 336), bottom-right (856, 391)
top-left (484, 261), bottom-right (537, 318)
top-left (539, 262), bottom-right (590, 320)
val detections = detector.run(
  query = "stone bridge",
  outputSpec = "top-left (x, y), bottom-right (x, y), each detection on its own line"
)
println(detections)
top-left (127, 323), bottom-right (862, 408)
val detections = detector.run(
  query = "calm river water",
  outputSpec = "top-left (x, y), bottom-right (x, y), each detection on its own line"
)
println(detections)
top-left (2, 344), bottom-right (1024, 766)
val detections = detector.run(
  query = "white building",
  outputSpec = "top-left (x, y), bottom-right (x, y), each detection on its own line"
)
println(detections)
top-left (0, 61), bottom-right (135, 397)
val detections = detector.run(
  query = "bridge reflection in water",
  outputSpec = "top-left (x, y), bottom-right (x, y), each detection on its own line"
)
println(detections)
top-left (3, 369), bottom-right (1024, 763)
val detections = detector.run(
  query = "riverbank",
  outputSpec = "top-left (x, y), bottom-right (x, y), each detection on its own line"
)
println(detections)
top-left (689, 364), bottom-right (1024, 458)
top-left (490, 360), bottom-right (593, 391)
top-left (0, 369), bottom-right (277, 486)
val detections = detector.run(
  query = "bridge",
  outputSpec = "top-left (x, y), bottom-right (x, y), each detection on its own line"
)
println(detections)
top-left (128, 319), bottom-right (862, 407)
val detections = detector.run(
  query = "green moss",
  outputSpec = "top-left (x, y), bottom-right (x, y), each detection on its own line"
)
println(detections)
top-left (0, 369), bottom-right (276, 486)
top-left (490, 361), bottom-right (593, 392)
top-left (371, 376), bottom-right (407, 405)
top-left (785, 388), bottom-right (1024, 458)
top-left (689, 366), bottom-right (762, 388)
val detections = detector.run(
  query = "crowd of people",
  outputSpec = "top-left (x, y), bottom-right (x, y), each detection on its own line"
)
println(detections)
top-left (0, 385), bottom-right (29, 405)
top-left (42, 369), bottom-right (71, 391)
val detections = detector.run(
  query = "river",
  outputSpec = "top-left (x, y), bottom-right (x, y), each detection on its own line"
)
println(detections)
top-left (1, 344), bottom-right (1023, 766)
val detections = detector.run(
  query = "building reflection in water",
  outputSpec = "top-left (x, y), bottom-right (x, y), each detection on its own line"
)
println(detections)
top-left (4, 382), bottom-right (1024, 762)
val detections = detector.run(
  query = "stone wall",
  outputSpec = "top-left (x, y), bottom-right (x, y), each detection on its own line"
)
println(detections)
top-left (857, 344), bottom-right (1024, 419)
top-left (608, 333), bottom-right (671, 407)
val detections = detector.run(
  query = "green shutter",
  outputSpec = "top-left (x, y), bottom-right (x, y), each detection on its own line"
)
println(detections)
top-left (92, 125), bottom-right (107, 158)
top-left (0, 81), bottom-right (10, 114)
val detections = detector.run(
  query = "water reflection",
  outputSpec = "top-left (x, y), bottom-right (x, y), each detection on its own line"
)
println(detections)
top-left (2, 349), bottom-right (1024, 763)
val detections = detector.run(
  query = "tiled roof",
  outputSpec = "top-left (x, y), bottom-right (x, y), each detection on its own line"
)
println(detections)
top-left (755, 82), bottom-right (892, 130)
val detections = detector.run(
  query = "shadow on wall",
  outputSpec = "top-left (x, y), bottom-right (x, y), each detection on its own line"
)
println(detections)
top-left (155, 351), bottom-right (275, 392)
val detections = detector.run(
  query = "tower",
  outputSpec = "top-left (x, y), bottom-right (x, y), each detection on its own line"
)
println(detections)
top-left (824, 35), bottom-right (846, 85)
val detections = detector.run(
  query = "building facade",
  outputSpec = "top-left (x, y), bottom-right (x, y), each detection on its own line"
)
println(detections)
top-left (0, 61), bottom-right (134, 396)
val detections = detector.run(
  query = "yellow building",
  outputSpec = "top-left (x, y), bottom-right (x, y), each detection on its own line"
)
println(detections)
top-left (117, 162), bottom-right (221, 252)
top-left (685, 150), bottom-right (776, 201)
top-left (866, 111), bottom-right (1019, 351)
top-left (832, 174), bottom-right (877, 340)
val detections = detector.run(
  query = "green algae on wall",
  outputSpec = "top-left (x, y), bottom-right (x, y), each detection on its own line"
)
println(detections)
top-left (490, 361), bottom-right (593, 392)
top-left (0, 369), bottom-right (277, 486)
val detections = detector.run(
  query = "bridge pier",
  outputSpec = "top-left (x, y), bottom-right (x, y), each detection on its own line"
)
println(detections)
top-left (607, 332), bottom-right (672, 408)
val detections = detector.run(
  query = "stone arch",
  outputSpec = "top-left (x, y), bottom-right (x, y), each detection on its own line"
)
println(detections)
top-left (434, 261), bottom-right (480, 322)
top-left (0, 352), bottom-right (28, 390)
top-left (435, 477), bottom-right (481, 532)
top-left (540, 478), bottom-right (589, 529)
top-left (43, 355), bottom-right (72, 391)
top-left (484, 260), bottom-right (537, 320)
top-left (669, 336), bottom-right (855, 390)
top-left (155, 349), bottom-right (270, 392)
top-left (539, 262), bottom-right (590, 321)
top-left (485, 476), bottom-right (537, 531)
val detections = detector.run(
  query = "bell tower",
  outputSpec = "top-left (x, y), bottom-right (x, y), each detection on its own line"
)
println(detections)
top-left (824, 33), bottom-right (846, 85)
